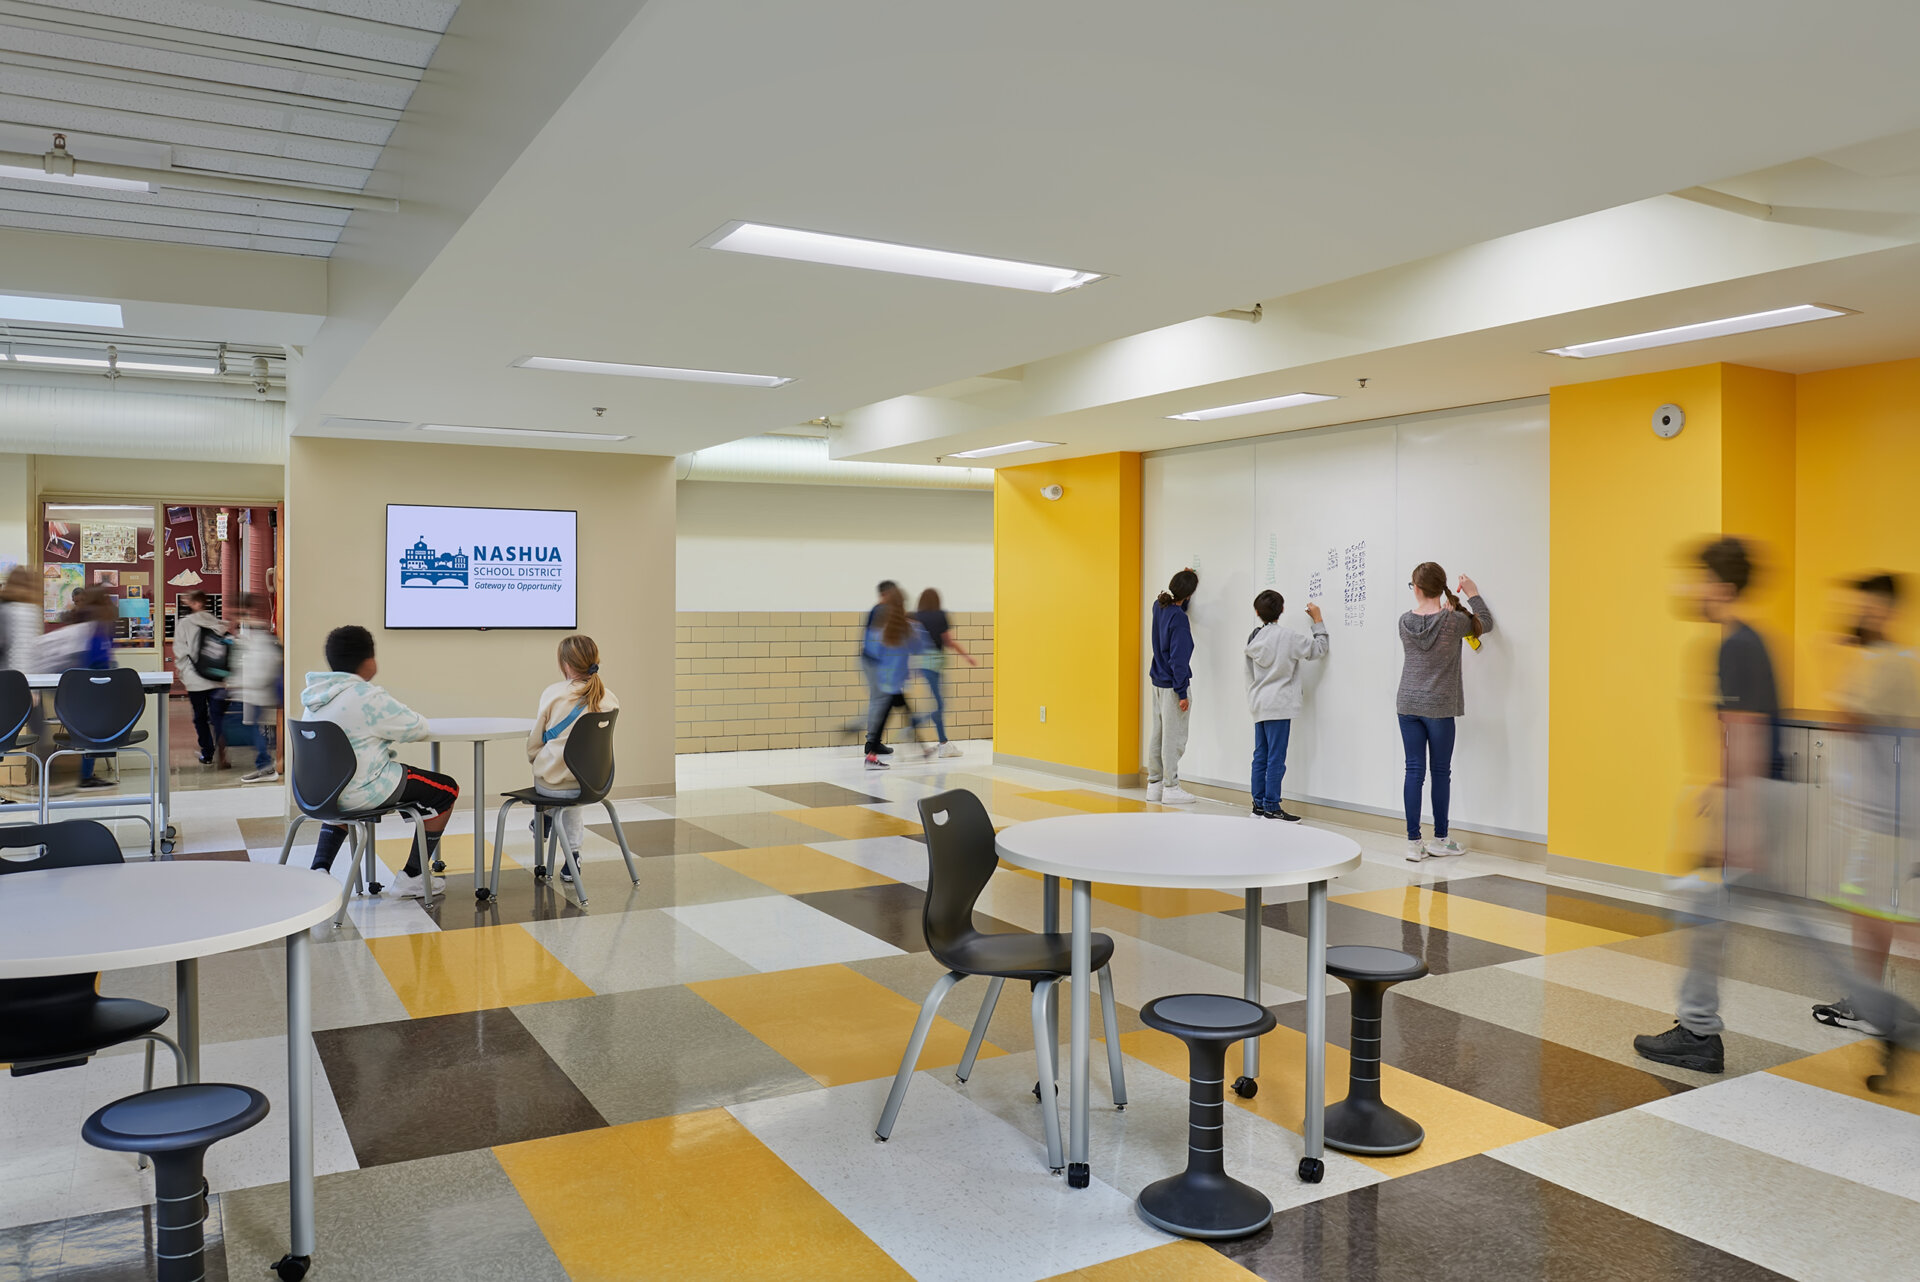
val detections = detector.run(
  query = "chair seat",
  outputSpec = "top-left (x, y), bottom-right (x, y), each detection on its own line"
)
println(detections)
top-left (1140, 993), bottom-right (1277, 1043)
top-left (936, 930), bottom-right (1115, 982)
top-left (0, 981), bottom-right (169, 1066)
top-left (1325, 945), bottom-right (1428, 984)
top-left (499, 787), bottom-right (582, 806)
top-left (52, 729), bottom-right (148, 748)
top-left (81, 1083), bottom-right (269, 1155)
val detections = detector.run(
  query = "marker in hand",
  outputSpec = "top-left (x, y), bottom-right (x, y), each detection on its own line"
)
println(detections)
top-left (1305, 601), bottom-right (1323, 623)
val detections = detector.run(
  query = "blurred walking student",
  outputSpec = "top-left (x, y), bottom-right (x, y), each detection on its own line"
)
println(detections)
top-left (173, 590), bottom-right (231, 769)
top-left (1147, 568), bottom-right (1199, 805)
top-left (0, 565), bottom-right (42, 673)
top-left (859, 580), bottom-right (903, 755)
top-left (229, 594), bottom-right (283, 783)
top-left (1398, 563), bottom-right (1493, 860)
top-left (526, 634), bottom-right (619, 882)
top-left (864, 599), bottom-right (928, 770)
top-left (53, 586), bottom-right (119, 790)
top-left (913, 588), bottom-right (978, 759)
top-left (1244, 590), bottom-right (1328, 821)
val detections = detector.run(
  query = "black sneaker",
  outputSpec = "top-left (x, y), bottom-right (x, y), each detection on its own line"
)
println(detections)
top-left (78, 777), bottom-right (113, 790)
top-left (1251, 808), bottom-right (1272, 819)
top-left (876, 743), bottom-right (894, 755)
top-left (1633, 1023), bottom-right (1724, 1073)
top-left (1812, 999), bottom-right (1888, 1036)
top-left (1273, 808), bottom-right (1303, 822)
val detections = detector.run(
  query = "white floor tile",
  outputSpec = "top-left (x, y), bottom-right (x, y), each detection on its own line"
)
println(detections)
top-left (664, 896), bottom-right (903, 971)
top-left (519, 909), bottom-right (755, 994)
top-left (806, 836), bottom-right (932, 887)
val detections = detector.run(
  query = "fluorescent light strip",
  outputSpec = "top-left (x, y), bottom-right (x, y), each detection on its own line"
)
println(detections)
top-left (46, 504), bottom-right (152, 512)
top-left (116, 358), bottom-right (219, 374)
top-left (14, 353), bottom-right (109, 368)
top-left (0, 294), bottom-right (123, 328)
top-left (420, 423), bottom-right (630, 443)
top-left (706, 221), bottom-right (1104, 293)
top-left (513, 355), bottom-right (792, 387)
top-left (1167, 392), bottom-right (1339, 422)
top-left (1545, 304), bottom-right (1850, 358)
top-left (947, 440), bottom-right (1062, 459)
top-left (0, 163), bottom-right (151, 193)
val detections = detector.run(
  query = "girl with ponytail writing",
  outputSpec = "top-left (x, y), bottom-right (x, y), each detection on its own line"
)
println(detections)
top-left (1397, 563), bottom-right (1493, 861)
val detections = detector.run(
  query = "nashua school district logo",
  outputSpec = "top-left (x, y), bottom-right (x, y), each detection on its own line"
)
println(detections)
top-left (398, 537), bottom-right (469, 587)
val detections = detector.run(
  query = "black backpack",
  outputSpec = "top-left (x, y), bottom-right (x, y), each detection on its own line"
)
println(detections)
top-left (193, 625), bottom-right (233, 682)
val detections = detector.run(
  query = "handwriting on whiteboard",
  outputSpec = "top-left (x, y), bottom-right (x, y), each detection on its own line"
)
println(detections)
top-left (1343, 540), bottom-right (1366, 627)
top-left (1308, 571), bottom-right (1323, 599)
top-left (1264, 534), bottom-right (1277, 586)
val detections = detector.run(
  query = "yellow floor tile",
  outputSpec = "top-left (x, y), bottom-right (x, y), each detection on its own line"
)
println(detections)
top-left (704, 844), bottom-right (898, 894)
top-left (689, 963), bottom-right (1004, 1086)
top-left (374, 834), bottom-right (518, 877)
top-left (1019, 789), bottom-right (1171, 815)
top-left (1768, 1040), bottom-right (1920, 1115)
top-left (1119, 1025), bottom-right (1553, 1177)
top-left (780, 806), bottom-right (923, 840)
top-left (496, 1108), bottom-right (911, 1282)
top-left (1007, 866), bottom-right (1242, 918)
top-left (1043, 1240), bottom-right (1260, 1281)
top-left (1333, 884), bottom-right (1634, 954)
top-left (364, 924), bottom-right (593, 1019)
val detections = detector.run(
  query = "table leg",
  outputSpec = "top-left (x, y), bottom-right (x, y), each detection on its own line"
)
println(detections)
top-left (1068, 877), bottom-right (1091, 1188)
top-left (1239, 887), bottom-right (1262, 1092)
top-left (174, 958), bottom-right (200, 1084)
top-left (430, 742), bottom-right (440, 774)
top-left (285, 929), bottom-right (315, 1269)
top-left (472, 742), bottom-right (486, 897)
top-left (1042, 875), bottom-right (1060, 1058)
top-left (155, 688), bottom-right (171, 855)
top-left (1301, 879), bottom-right (1328, 1181)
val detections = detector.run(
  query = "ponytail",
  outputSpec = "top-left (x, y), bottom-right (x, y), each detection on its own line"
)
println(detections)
top-left (1159, 568), bottom-right (1200, 607)
top-left (1442, 586), bottom-right (1483, 640)
top-left (558, 634), bottom-right (607, 712)
top-left (1414, 561), bottom-right (1481, 639)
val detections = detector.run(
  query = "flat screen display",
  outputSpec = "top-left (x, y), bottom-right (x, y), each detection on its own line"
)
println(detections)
top-left (384, 504), bottom-right (577, 630)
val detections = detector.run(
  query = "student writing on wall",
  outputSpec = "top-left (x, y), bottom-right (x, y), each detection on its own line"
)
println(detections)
top-left (1148, 568), bottom-right (1199, 805)
top-left (1397, 562), bottom-right (1493, 861)
top-left (1244, 590), bottom-right (1328, 821)
top-left (526, 633), bottom-right (620, 884)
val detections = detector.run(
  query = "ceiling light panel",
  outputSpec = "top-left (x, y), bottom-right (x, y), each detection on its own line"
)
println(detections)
top-left (1168, 392), bottom-right (1339, 421)
top-left (948, 440), bottom-right (1063, 459)
top-left (1544, 304), bottom-right (1850, 358)
top-left (0, 294), bottom-right (123, 328)
top-left (420, 423), bottom-right (630, 443)
top-left (512, 355), bottom-right (792, 387)
top-left (704, 222), bottom-right (1105, 293)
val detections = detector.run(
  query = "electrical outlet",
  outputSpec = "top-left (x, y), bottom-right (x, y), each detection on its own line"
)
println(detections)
top-left (1039, 705), bottom-right (1047, 722)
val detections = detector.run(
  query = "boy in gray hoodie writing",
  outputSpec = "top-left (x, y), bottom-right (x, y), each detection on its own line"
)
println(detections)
top-left (1244, 590), bottom-right (1328, 820)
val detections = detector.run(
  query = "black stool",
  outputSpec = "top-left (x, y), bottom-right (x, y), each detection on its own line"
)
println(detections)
top-left (1136, 993), bottom-right (1278, 1239)
top-left (1323, 945), bottom-right (1428, 1156)
top-left (81, 1083), bottom-right (270, 1282)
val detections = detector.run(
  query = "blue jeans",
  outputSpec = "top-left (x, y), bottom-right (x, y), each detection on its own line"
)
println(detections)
top-left (1398, 714), bottom-right (1456, 841)
top-left (1251, 719), bottom-right (1291, 813)
top-left (916, 666), bottom-right (948, 743)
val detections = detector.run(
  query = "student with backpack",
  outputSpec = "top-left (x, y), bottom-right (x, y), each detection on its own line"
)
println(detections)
top-left (173, 590), bottom-right (231, 769)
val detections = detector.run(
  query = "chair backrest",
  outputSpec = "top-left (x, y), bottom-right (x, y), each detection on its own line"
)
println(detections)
top-left (53, 668), bottom-right (144, 746)
top-left (0, 669), bottom-right (32, 746)
top-left (286, 719), bottom-right (358, 820)
top-left (561, 707), bottom-right (619, 805)
top-left (915, 789), bottom-right (997, 964)
top-left (0, 819), bottom-right (124, 873)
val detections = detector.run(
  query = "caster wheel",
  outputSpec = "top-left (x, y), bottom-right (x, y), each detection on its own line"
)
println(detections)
top-left (475, 887), bottom-right (491, 902)
top-left (534, 866), bottom-right (548, 881)
top-left (1067, 1163), bottom-right (1090, 1189)
top-left (367, 881), bottom-right (383, 895)
top-left (1031, 1081), bottom-right (1059, 1100)
top-left (1050, 1167), bottom-right (1064, 1178)
top-left (160, 839), bottom-right (175, 857)
top-left (1232, 1076), bottom-right (1259, 1099)
top-left (873, 1133), bottom-right (887, 1143)
top-left (432, 859), bottom-right (446, 873)
top-left (1115, 1104), bottom-right (1126, 1112)
top-left (1298, 1157), bottom-right (1324, 1184)
top-left (271, 1254), bottom-right (311, 1281)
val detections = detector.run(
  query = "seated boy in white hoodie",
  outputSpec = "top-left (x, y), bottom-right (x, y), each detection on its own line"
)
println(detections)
top-left (1244, 590), bottom-right (1328, 821)
top-left (300, 625), bottom-right (459, 898)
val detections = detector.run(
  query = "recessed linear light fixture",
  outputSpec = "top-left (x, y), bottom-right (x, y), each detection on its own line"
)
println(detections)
top-left (1167, 392), bottom-right (1339, 422)
top-left (420, 423), bottom-right (630, 443)
top-left (115, 356), bottom-right (218, 375)
top-left (513, 355), bottom-right (794, 387)
top-left (1544, 304), bottom-right (1851, 359)
top-left (46, 504), bottom-right (152, 512)
top-left (703, 221), bottom-right (1105, 294)
top-left (0, 294), bottom-right (123, 328)
top-left (0, 163), bottom-right (150, 193)
top-left (947, 440), bottom-right (1063, 459)
top-left (13, 350), bottom-right (109, 369)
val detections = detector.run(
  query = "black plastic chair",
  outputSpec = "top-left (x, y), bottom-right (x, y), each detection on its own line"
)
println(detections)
top-left (874, 788), bottom-right (1128, 1174)
top-left (488, 707), bottom-right (639, 908)
top-left (82, 1083), bottom-right (269, 1282)
top-left (1323, 944), bottom-right (1429, 1156)
top-left (276, 719), bottom-right (436, 921)
top-left (0, 669), bottom-right (40, 809)
top-left (0, 821), bottom-right (186, 1151)
top-left (44, 669), bottom-right (159, 854)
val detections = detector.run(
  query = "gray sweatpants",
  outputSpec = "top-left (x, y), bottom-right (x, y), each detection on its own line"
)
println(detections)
top-left (1146, 686), bottom-right (1190, 787)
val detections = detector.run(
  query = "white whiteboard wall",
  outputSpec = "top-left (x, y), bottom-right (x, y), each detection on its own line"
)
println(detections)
top-left (1141, 399), bottom-right (1549, 840)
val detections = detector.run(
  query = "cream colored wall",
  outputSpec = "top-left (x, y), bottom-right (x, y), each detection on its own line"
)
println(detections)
top-left (34, 456), bottom-right (284, 503)
top-left (0, 454), bottom-right (35, 567)
top-left (286, 437), bottom-right (677, 797)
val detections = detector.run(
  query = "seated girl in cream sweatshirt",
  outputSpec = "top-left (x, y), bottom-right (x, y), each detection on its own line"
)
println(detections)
top-left (526, 634), bottom-right (620, 877)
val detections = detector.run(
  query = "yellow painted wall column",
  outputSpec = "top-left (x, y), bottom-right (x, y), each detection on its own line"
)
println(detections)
top-left (993, 453), bottom-right (1141, 783)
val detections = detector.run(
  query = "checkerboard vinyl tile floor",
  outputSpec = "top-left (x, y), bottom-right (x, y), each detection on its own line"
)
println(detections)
top-left (4, 745), bottom-right (1918, 1280)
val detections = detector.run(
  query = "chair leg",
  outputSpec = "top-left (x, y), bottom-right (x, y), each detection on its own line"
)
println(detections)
top-left (601, 798), bottom-right (641, 886)
top-left (956, 976), bottom-right (1004, 1083)
top-left (489, 799), bottom-right (517, 901)
top-left (1098, 964), bottom-right (1128, 1109)
top-left (361, 821), bottom-right (383, 894)
top-left (144, 1039), bottom-right (155, 1092)
top-left (562, 820), bottom-right (589, 908)
top-left (333, 826), bottom-right (359, 928)
top-left (276, 815), bottom-right (306, 867)
top-left (875, 970), bottom-right (963, 1142)
top-left (410, 811), bottom-right (435, 903)
top-left (1030, 978), bottom-right (1065, 1172)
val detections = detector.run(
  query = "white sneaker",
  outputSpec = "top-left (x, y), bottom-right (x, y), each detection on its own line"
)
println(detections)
top-left (389, 872), bottom-right (446, 899)
top-left (1406, 840), bottom-right (1430, 862)
top-left (1159, 786), bottom-right (1198, 806)
top-left (239, 768), bottom-right (279, 784)
top-left (864, 754), bottom-right (889, 771)
top-left (1425, 837), bottom-right (1465, 857)
top-left (937, 742), bottom-right (963, 759)
top-left (1146, 783), bottom-right (1163, 802)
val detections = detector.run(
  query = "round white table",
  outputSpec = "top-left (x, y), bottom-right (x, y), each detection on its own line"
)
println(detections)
top-left (424, 718), bottom-right (535, 898)
top-left (0, 861), bottom-right (341, 1278)
top-left (995, 813), bottom-right (1361, 1188)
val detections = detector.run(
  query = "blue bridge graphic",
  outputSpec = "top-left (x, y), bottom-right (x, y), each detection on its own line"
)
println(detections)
top-left (398, 537), bottom-right (469, 587)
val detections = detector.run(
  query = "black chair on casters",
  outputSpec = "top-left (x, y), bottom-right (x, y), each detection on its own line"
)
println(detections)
top-left (82, 1083), bottom-right (269, 1282)
top-left (276, 719), bottom-right (437, 924)
top-left (44, 669), bottom-right (161, 855)
top-left (487, 707), bottom-right (639, 908)
top-left (875, 788), bottom-right (1128, 1177)
top-left (0, 670), bottom-right (41, 813)
top-left (1322, 945), bottom-right (1428, 1156)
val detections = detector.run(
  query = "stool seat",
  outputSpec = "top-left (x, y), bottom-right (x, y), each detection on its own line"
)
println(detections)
top-left (1326, 945), bottom-right (1427, 984)
top-left (82, 1083), bottom-right (269, 1155)
top-left (1140, 993), bottom-right (1276, 1043)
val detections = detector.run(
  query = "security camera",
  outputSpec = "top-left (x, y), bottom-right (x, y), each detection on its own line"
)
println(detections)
top-left (251, 355), bottom-right (270, 397)
top-left (1041, 484), bottom-right (1064, 501)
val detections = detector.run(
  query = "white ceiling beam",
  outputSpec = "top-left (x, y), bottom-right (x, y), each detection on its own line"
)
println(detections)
top-left (0, 220), bottom-right (324, 317)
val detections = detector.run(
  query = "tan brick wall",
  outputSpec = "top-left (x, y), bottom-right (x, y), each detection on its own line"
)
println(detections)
top-left (674, 611), bottom-right (994, 754)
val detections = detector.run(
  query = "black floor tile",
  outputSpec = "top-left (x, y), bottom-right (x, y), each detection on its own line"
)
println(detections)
top-left (314, 1008), bottom-right (607, 1168)
top-left (1435, 874), bottom-right (1697, 936)
top-left (1249, 900), bottom-right (1536, 973)
top-left (794, 883), bottom-right (1020, 953)
top-left (584, 817), bottom-right (744, 857)
top-left (752, 782), bottom-right (888, 808)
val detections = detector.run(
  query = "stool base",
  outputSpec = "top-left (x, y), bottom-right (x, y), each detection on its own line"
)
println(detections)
top-left (1136, 1169), bottom-right (1273, 1240)
top-left (1323, 1095), bottom-right (1424, 1155)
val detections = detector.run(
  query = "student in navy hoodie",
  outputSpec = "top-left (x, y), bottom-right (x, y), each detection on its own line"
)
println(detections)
top-left (1148, 568), bottom-right (1199, 804)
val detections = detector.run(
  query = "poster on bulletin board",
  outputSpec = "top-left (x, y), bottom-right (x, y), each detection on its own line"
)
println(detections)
top-left (42, 563), bottom-right (83, 620)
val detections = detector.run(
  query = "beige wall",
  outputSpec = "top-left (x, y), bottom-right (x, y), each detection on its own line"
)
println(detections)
top-left (287, 437), bottom-right (676, 798)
